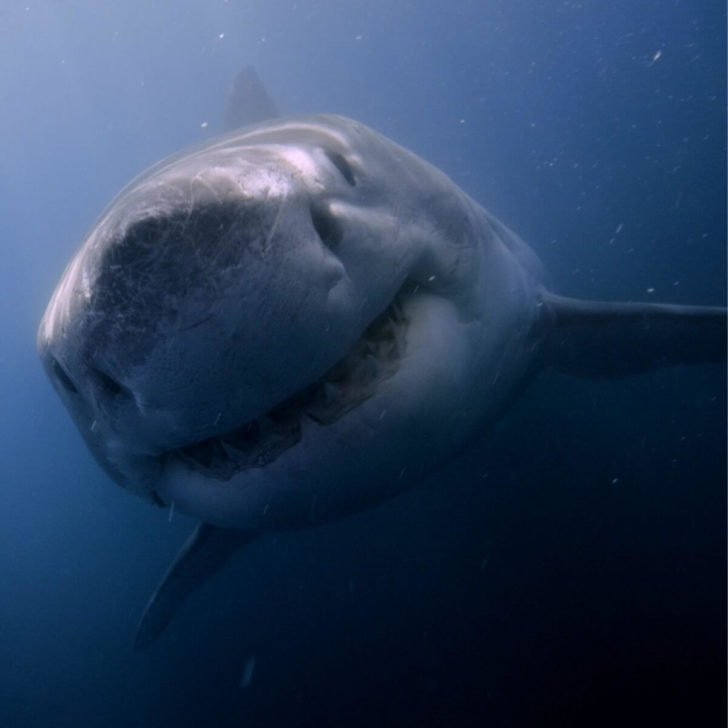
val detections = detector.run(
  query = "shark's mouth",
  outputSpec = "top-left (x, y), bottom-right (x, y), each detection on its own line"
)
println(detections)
top-left (169, 296), bottom-right (408, 480)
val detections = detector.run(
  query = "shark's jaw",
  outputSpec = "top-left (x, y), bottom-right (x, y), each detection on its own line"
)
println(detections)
top-left (167, 293), bottom-right (408, 483)
top-left (150, 288), bottom-right (491, 530)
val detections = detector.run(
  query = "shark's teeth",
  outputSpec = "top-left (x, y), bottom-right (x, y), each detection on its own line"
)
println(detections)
top-left (360, 353), bottom-right (376, 372)
top-left (220, 440), bottom-right (244, 458)
top-left (360, 339), bottom-right (377, 356)
top-left (172, 293), bottom-right (409, 479)
top-left (323, 382), bottom-right (341, 403)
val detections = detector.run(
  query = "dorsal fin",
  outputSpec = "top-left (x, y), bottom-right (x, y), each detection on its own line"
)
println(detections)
top-left (541, 292), bottom-right (726, 379)
top-left (223, 66), bottom-right (279, 132)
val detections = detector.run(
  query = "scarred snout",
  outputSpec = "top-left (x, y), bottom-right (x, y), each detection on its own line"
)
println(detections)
top-left (39, 115), bottom-right (498, 513)
top-left (37, 128), bottom-right (411, 499)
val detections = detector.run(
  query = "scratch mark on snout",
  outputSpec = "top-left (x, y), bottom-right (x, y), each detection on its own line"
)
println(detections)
top-left (177, 314), bottom-right (213, 333)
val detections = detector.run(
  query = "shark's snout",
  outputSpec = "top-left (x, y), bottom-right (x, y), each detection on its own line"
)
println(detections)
top-left (38, 128), bottom-right (420, 488)
top-left (39, 114), bottom-right (546, 526)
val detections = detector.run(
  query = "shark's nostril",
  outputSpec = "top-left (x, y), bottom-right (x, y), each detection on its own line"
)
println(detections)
top-left (51, 358), bottom-right (78, 394)
top-left (324, 149), bottom-right (356, 186)
top-left (90, 367), bottom-right (129, 400)
top-left (310, 204), bottom-right (342, 251)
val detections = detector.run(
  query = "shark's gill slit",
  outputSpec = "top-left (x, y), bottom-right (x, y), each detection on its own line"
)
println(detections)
top-left (172, 287), bottom-right (410, 480)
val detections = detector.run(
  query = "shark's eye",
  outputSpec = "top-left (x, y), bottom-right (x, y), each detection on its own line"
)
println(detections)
top-left (324, 149), bottom-right (356, 186)
top-left (310, 203), bottom-right (343, 251)
top-left (52, 358), bottom-right (78, 394)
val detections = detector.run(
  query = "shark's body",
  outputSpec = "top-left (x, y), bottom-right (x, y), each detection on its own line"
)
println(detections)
top-left (38, 79), bottom-right (726, 647)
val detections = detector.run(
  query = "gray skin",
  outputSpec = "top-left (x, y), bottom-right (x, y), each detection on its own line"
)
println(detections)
top-left (38, 113), bottom-right (726, 647)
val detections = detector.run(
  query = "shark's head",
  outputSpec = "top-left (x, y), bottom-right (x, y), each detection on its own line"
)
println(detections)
top-left (38, 115), bottom-right (541, 527)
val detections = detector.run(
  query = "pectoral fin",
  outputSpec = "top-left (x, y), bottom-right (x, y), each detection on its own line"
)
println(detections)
top-left (135, 523), bottom-right (257, 649)
top-left (542, 292), bottom-right (726, 379)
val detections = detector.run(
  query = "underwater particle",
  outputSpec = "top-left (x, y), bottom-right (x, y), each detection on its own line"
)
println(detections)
top-left (200, 121), bottom-right (208, 129)
top-left (240, 656), bottom-right (257, 689)
top-left (168, 502), bottom-right (175, 523)
top-left (218, 33), bottom-right (225, 40)
top-left (646, 287), bottom-right (655, 294)
top-left (652, 49), bottom-right (662, 63)
top-left (615, 223), bottom-right (623, 234)
top-left (611, 477), bottom-right (620, 485)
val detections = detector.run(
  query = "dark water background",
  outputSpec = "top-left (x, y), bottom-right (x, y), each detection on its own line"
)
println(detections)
top-left (1, 1), bottom-right (725, 726)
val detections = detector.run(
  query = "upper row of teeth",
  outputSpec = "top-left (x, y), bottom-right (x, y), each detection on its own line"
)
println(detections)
top-left (176, 300), bottom-right (408, 477)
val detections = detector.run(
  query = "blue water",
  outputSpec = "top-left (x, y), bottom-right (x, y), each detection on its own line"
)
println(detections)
top-left (1, 1), bottom-right (725, 726)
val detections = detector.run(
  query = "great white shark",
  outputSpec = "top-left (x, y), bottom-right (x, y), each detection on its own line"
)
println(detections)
top-left (37, 69), bottom-right (726, 648)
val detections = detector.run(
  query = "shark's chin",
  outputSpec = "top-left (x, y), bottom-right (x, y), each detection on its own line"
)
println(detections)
top-left (162, 289), bottom-right (410, 484)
